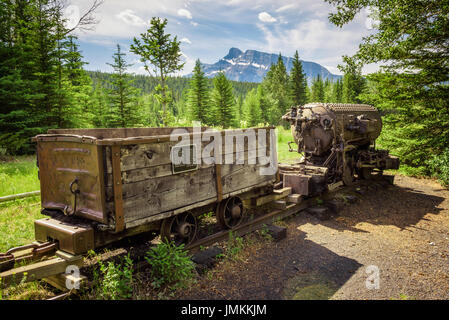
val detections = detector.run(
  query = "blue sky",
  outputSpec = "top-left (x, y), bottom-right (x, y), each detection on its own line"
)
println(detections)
top-left (67, 0), bottom-right (377, 77)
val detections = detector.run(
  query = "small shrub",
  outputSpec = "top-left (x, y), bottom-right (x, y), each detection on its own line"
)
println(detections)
top-left (428, 149), bottom-right (449, 187)
top-left (145, 241), bottom-right (195, 289)
top-left (259, 224), bottom-right (273, 241)
top-left (98, 254), bottom-right (134, 300)
top-left (226, 231), bottom-right (244, 259)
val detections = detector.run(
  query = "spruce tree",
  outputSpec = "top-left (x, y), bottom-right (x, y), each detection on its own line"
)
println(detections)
top-left (332, 79), bottom-right (343, 103)
top-left (261, 54), bottom-right (291, 125)
top-left (340, 56), bottom-right (365, 103)
top-left (186, 59), bottom-right (210, 125)
top-left (106, 44), bottom-right (141, 128)
top-left (311, 75), bottom-right (325, 102)
top-left (289, 50), bottom-right (307, 106)
top-left (210, 72), bottom-right (235, 128)
top-left (242, 88), bottom-right (262, 127)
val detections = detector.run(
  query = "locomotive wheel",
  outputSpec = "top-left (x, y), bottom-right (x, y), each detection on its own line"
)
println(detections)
top-left (216, 196), bottom-right (245, 229)
top-left (160, 211), bottom-right (197, 246)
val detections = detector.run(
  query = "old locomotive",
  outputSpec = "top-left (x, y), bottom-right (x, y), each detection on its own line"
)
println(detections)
top-left (281, 103), bottom-right (399, 195)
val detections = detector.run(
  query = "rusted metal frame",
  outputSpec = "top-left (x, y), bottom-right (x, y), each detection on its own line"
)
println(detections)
top-left (111, 145), bottom-right (125, 233)
top-left (0, 241), bottom-right (58, 272)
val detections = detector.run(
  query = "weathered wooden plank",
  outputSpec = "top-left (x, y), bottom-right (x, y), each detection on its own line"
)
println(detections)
top-left (104, 148), bottom-right (264, 187)
top-left (272, 200), bottom-right (287, 210)
top-left (105, 129), bottom-right (272, 173)
top-left (287, 194), bottom-right (302, 204)
top-left (0, 191), bottom-right (40, 203)
top-left (111, 145), bottom-right (125, 232)
top-left (248, 187), bottom-right (292, 208)
top-left (118, 167), bottom-right (218, 222)
top-left (0, 255), bottom-right (83, 288)
top-left (44, 273), bottom-right (87, 291)
top-left (221, 163), bottom-right (274, 195)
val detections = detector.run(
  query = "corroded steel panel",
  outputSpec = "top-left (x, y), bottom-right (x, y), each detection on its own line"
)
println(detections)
top-left (35, 217), bottom-right (94, 255)
top-left (37, 140), bottom-right (106, 223)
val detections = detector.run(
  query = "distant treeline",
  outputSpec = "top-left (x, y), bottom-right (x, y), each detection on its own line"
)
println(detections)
top-left (87, 71), bottom-right (259, 104)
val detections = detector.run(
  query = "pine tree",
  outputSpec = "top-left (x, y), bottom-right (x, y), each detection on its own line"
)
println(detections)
top-left (106, 44), bottom-right (141, 128)
top-left (91, 84), bottom-right (109, 127)
top-left (323, 78), bottom-right (333, 102)
top-left (210, 72), bottom-right (235, 128)
top-left (340, 56), bottom-right (366, 103)
top-left (261, 54), bottom-right (291, 125)
top-left (186, 59), bottom-right (210, 125)
top-left (242, 88), bottom-right (262, 127)
top-left (311, 75), bottom-right (325, 102)
top-left (289, 50), bottom-right (307, 106)
top-left (332, 79), bottom-right (343, 103)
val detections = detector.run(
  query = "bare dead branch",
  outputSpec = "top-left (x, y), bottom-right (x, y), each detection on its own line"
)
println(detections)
top-left (63, 0), bottom-right (104, 35)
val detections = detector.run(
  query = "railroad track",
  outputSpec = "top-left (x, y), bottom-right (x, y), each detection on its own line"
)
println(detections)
top-left (1, 175), bottom-right (393, 300)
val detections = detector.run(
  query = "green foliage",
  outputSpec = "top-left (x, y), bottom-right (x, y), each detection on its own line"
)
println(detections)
top-left (326, 0), bottom-right (449, 175)
top-left (428, 149), bottom-right (449, 187)
top-left (226, 231), bottom-right (245, 259)
top-left (105, 44), bottom-right (142, 127)
top-left (187, 59), bottom-right (211, 124)
top-left (242, 88), bottom-right (262, 127)
top-left (97, 254), bottom-right (134, 300)
top-left (339, 56), bottom-right (366, 104)
top-left (310, 74), bottom-right (325, 102)
top-left (130, 17), bottom-right (185, 125)
top-left (261, 54), bottom-right (292, 125)
top-left (210, 72), bottom-right (236, 128)
top-left (289, 50), bottom-right (308, 106)
top-left (145, 241), bottom-right (195, 289)
top-left (0, 1), bottom-right (100, 154)
top-left (259, 224), bottom-right (273, 241)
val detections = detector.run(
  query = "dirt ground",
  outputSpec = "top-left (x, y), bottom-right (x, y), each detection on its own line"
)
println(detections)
top-left (175, 175), bottom-right (449, 300)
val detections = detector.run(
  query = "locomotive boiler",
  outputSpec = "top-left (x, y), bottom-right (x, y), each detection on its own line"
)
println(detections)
top-left (281, 103), bottom-right (399, 195)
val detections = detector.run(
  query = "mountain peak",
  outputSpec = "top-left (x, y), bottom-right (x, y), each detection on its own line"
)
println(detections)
top-left (224, 47), bottom-right (243, 60)
top-left (193, 48), bottom-right (341, 83)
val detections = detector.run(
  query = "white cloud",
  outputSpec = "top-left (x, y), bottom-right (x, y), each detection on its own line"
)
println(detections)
top-left (190, 21), bottom-right (199, 27)
top-left (177, 8), bottom-right (192, 19)
top-left (176, 51), bottom-right (196, 76)
top-left (116, 9), bottom-right (147, 26)
top-left (258, 12), bottom-right (277, 23)
top-left (181, 37), bottom-right (192, 44)
top-left (256, 15), bottom-right (377, 74)
top-left (275, 4), bottom-right (296, 13)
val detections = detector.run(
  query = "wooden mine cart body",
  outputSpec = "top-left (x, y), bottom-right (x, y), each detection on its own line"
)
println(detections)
top-left (34, 127), bottom-right (277, 233)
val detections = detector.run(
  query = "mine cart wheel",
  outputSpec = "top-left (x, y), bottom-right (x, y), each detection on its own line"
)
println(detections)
top-left (216, 196), bottom-right (245, 229)
top-left (360, 167), bottom-right (373, 180)
top-left (160, 211), bottom-right (198, 246)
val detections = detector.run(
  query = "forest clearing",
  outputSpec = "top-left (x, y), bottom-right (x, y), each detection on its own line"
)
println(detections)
top-left (0, 0), bottom-right (448, 305)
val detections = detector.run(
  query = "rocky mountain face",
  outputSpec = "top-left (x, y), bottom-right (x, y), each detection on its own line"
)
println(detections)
top-left (194, 48), bottom-right (342, 83)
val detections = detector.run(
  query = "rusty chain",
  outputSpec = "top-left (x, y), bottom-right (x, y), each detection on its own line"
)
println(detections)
top-left (0, 241), bottom-right (58, 272)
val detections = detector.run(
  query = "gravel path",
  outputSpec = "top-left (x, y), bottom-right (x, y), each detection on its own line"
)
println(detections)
top-left (176, 175), bottom-right (449, 300)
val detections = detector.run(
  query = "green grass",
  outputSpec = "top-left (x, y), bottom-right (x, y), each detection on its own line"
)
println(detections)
top-left (0, 156), bottom-right (40, 196)
top-left (276, 126), bottom-right (301, 163)
top-left (0, 156), bottom-right (43, 252)
top-left (0, 199), bottom-right (44, 252)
